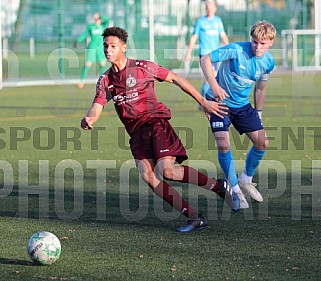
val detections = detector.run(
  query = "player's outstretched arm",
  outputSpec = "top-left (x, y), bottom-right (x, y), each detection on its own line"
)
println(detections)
top-left (101, 16), bottom-right (110, 26)
top-left (76, 26), bottom-right (90, 44)
top-left (81, 102), bottom-right (103, 130)
top-left (164, 71), bottom-right (228, 118)
top-left (185, 34), bottom-right (198, 64)
top-left (200, 54), bottom-right (229, 101)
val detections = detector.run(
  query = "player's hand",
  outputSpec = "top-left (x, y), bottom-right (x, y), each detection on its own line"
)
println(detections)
top-left (81, 117), bottom-right (93, 130)
top-left (73, 41), bottom-right (78, 48)
top-left (215, 86), bottom-right (229, 101)
top-left (202, 100), bottom-right (229, 119)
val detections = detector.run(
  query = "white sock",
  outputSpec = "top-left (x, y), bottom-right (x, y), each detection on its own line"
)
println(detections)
top-left (240, 171), bottom-right (252, 183)
top-left (232, 184), bottom-right (241, 193)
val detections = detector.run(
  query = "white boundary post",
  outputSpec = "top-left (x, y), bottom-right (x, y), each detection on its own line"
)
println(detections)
top-left (30, 37), bottom-right (35, 58)
top-left (0, 0), bottom-right (3, 89)
top-left (281, 29), bottom-right (321, 71)
top-left (148, 0), bottom-right (155, 62)
top-left (315, 0), bottom-right (320, 68)
top-left (293, 33), bottom-right (297, 70)
top-left (316, 0), bottom-right (320, 30)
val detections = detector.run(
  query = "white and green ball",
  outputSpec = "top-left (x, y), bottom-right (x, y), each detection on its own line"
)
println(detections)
top-left (27, 231), bottom-right (61, 265)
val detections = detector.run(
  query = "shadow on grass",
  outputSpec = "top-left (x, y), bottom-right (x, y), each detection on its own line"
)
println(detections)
top-left (0, 177), bottom-right (191, 232)
top-left (0, 170), bottom-right (315, 228)
top-left (0, 258), bottom-right (34, 266)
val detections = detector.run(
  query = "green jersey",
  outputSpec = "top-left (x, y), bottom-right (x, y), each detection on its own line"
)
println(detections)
top-left (76, 16), bottom-right (109, 48)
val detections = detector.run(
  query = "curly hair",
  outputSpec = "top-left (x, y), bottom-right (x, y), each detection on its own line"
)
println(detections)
top-left (102, 27), bottom-right (128, 43)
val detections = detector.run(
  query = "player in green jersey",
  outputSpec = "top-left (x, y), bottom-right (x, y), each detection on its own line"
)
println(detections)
top-left (74, 12), bottom-right (110, 88)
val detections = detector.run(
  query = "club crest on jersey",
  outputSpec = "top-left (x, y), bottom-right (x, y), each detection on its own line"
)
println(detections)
top-left (126, 76), bottom-right (136, 87)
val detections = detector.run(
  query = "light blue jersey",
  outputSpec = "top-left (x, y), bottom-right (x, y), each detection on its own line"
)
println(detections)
top-left (193, 16), bottom-right (225, 56)
top-left (209, 42), bottom-right (275, 108)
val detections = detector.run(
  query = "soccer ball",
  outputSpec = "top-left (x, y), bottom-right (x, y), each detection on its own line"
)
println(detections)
top-left (27, 231), bottom-right (61, 265)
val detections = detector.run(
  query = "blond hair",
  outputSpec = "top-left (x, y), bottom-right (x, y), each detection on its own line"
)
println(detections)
top-left (250, 21), bottom-right (276, 41)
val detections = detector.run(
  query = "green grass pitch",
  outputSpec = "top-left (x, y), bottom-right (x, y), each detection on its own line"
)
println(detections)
top-left (0, 72), bottom-right (320, 280)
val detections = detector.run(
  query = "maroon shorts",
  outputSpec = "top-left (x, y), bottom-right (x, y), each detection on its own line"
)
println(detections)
top-left (129, 118), bottom-right (188, 164)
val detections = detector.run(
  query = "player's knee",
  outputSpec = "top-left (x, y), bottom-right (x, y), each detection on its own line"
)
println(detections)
top-left (139, 169), bottom-right (155, 186)
top-left (162, 167), bottom-right (175, 181)
top-left (264, 138), bottom-right (269, 149)
top-left (256, 138), bottom-right (268, 150)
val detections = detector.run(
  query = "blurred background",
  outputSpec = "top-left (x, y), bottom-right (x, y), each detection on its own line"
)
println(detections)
top-left (0, 0), bottom-right (320, 85)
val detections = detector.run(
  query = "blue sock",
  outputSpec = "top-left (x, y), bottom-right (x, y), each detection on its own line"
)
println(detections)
top-left (245, 146), bottom-right (265, 177)
top-left (218, 151), bottom-right (238, 187)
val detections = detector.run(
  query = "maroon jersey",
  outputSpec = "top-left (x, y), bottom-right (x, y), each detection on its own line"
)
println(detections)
top-left (94, 58), bottom-right (171, 135)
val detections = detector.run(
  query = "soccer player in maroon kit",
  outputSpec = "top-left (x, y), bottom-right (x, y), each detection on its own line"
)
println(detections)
top-left (81, 27), bottom-right (240, 233)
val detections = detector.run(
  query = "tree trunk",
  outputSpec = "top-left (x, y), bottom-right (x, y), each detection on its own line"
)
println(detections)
top-left (12, 0), bottom-right (27, 50)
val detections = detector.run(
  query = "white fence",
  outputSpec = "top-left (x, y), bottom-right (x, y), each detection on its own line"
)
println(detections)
top-left (281, 29), bottom-right (321, 71)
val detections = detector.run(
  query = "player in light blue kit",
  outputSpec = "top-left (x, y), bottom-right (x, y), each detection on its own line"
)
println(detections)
top-left (185, 0), bottom-right (228, 102)
top-left (201, 21), bottom-right (276, 208)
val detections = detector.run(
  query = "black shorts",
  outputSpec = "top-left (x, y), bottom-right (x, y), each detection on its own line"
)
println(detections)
top-left (129, 118), bottom-right (188, 164)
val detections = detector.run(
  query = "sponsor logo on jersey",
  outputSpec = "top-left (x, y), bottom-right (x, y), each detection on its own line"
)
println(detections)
top-left (126, 76), bottom-right (137, 87)
top-left (92, 29), bottom-right (103, 34)
top-left (206, 29), bottom-right (219, 36)
top-left (113, 92), bottom-right (139, 104)
top-left (231, 72), bottom-right (254, 85)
